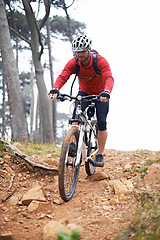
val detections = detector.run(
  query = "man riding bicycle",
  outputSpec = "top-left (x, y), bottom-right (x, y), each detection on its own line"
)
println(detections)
top-left (49, 35), bottom-right (114, 167)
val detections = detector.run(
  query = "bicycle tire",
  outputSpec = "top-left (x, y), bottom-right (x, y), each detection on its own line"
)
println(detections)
top-left (58, 127), bottom-right (80, 202)
top-left (85, 120), bottom-right (98, 175)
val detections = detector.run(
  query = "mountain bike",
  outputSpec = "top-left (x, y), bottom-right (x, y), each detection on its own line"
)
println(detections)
top-left (57, 93), bottom-right (99, 202)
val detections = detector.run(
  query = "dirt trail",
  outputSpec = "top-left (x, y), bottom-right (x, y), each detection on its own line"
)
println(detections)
top-left (0, 148), bottom-right (159, 240)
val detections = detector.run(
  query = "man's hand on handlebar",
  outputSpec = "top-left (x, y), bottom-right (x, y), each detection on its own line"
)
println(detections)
top-left (48, 89), bottom-right (59, 100)
top-left (99, 90), bottom-right (110, 102)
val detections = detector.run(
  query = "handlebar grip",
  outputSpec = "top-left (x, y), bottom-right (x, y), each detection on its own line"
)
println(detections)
top-left (57, 94), bottom-right (65, 101)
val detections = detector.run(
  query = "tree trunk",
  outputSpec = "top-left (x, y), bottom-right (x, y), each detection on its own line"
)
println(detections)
top-left (22, 0), bottom-right (54, 143)
top-left (46, 18), bottom-right (57, 142)
top-left (62, 0), bottom-right (73, 43)
top-left (0, 0), bottom-right (28, 141)
top-left (29, 61), bottom-right (34, 139)
top-left (2, 77), bottom-right (6, 137)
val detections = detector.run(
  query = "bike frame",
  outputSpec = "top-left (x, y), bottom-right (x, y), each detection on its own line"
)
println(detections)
top-left (69, 103), bottom-right (99, 167)
top-left (57, 93), bottom-right (99, 167)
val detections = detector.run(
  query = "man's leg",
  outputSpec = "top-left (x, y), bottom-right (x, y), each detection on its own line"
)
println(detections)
top-left (93, 130), bottom-right (107, 167)
top-left (94, 100), bottom-right (109, 167)
top-left (97, 129), bottom-right (107, 154)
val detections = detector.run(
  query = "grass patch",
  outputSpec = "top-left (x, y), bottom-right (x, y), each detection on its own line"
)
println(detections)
top-left (13, 141), bottom-right (61, 157)
top-left (0, 138), bottom-right (7, 157)
top-left (57, 229), bottom-right (88, 240)
top-left (115, 191), bottom-right (160, 240)
top-left (130, 158), bottom-right (160, 179)
top-left (144, 158), bottom-right (160, 167)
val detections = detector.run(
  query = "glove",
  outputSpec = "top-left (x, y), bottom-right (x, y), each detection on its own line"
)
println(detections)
top-left (49, 88), bottom-right (59, 95)
top-left (99, 90), bottom-right (110, 99)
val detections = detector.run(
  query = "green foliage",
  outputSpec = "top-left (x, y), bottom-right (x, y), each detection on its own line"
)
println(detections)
top-left (130, 158), bottom-right (160, 179)
top-left (0, 139), bottom-right (7, 157)
top-left (5, 9), bottom-right (30, 48)
top-left (144, 158), bottom-right (160, 166)
top-left (115, 191), bottom-right (160, 240)
top-left (57, 229), bottom-right (88, 240)
top-left (5, 0), bottom-right (86, 47)
top-left (50, 15), bottom-right (86, 40)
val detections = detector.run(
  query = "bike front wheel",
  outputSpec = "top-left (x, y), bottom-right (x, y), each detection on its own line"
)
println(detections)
top-left (58, 127), bottom-right (80, 202)
top-left (85, 120), bottom-right (98, 176)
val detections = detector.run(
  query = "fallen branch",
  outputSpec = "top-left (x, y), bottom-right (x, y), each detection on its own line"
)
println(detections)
top-left (2, 188), bottom-right (16, 202)
top-left (0, 138), bottom-right (58, 172)
top-left (1, 174), bottom-right (16, 202)
top-left (7, 174), bottom-right (15, 191)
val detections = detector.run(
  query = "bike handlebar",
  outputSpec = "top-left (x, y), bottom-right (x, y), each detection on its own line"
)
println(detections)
top-left (57, 93), bottom-right (100, 103)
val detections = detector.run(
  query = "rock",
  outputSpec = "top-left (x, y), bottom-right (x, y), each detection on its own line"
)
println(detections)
top-left (67, 223), bottom-right (83, 233)
top-left (119, 194), bottom-right (132, 201)
top-left (90, 172), bottom-right (109, 181)
top-left (43, 220), bottom-right (69, 240)
top-left (0, 231), bottom-right (13, 240)
top-left (109, 196), bottom-right (120, 205)
top-left (37, 213), bottom-right (46, 219)
top-left (53, 198), bottom-right (63, 205)
top-left (110, 180), bottom-right (133, 195)
top-left (121, 179), bottom-right (134, 191)
top-left (109, 179), bottom-right (121, 186)
top-left (1, 207), bottom-right (8, 212)
top-left (9, 196), bottom-right (19, 206)
top-left (46, 214), bottom-right (53, 219)
top-left (21, 185), bottom-right (46, 206)
top-left (28, 200), bottom-right (50, 213)
top-left (4, 155), bottom-right (11, 161)
top-left (103, 205), bottom-right (112, 211)
top-left (53, 176), bottom-right (58, 187)
top-left (123, 163), bottom-right (132, 172)
top-left (112, 217), bottom-right (123, 223)
top-left (113, 181), bottom-right (129, 195)
top-left (144, 164), bottom-right (160, 188)
top-left (43, 221), bottom-right (83, 240)
top-left (4, 164), bottom-right (14, 175)
top-left (4, 217), bottom-right (10, 222)
top-left (0, 158), bottom-right (4, 164)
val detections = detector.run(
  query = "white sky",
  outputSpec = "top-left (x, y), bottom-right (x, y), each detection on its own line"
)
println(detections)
top-left (19, 0), bottom-right (160, 151)
top-left (54, 0), bottom-right (160, 151)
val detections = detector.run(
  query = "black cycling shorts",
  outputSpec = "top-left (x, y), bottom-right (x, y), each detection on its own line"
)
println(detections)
top-left (72, 91), bottom-right (109, 131)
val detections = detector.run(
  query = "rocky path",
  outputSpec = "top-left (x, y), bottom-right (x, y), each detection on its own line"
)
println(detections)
top-left (0, 146), bottom-right (160, 240)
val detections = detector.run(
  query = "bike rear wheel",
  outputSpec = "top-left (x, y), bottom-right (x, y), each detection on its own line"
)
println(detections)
top-left (58, 127), bottom-right (80, 202)
top-left (85, 120), bottom-right (98, 175)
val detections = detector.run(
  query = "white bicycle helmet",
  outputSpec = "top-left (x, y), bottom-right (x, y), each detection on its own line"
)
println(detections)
top-left (72, 35), bottom-right (92, 52)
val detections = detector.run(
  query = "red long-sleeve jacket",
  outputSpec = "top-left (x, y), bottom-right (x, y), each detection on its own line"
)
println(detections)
top-left (53, 53), bottom-right (114, 95)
